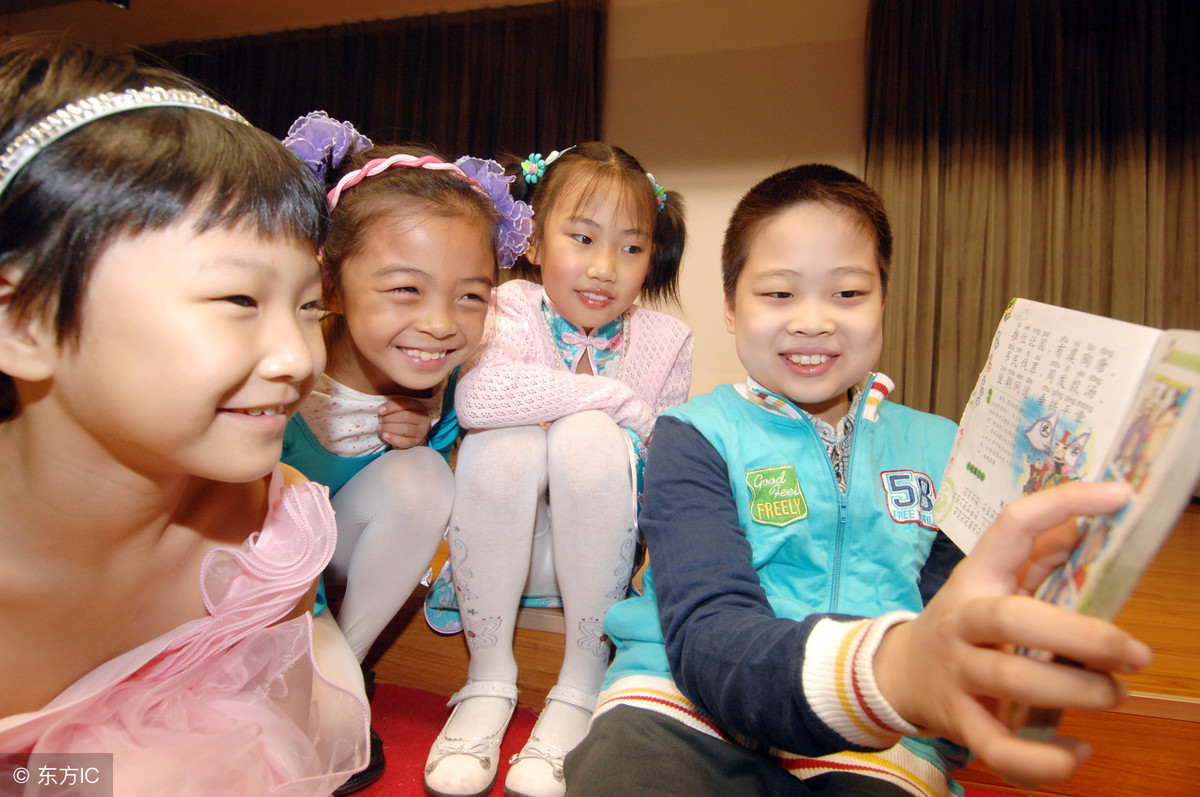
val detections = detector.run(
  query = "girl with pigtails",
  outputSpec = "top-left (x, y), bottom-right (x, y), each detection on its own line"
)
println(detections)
top-left (423, 143), bottom-right (693, 797)
top-left (279, 112), bottom-right (532, 793)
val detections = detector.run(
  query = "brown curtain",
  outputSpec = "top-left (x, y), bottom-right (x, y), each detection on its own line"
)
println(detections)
top-left (144, 0), bottom-right (606, 157)
top-left (865, 0), bottom-right (1198, 419)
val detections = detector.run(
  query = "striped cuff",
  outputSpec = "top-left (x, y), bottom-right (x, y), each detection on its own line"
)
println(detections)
top-left (802, 612), bottom-right (920, 748)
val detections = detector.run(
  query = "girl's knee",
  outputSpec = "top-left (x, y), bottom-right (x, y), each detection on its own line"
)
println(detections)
top-left (547, 411), bottom-right (625, 454)
top-left (374, 447), bottom-right (453, 506)
top-left (456, 426), bottom-right (548, 486)
top-left (546, 412), bottom-right (630, 481)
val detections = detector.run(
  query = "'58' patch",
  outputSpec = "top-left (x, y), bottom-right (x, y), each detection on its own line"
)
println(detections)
top-left (881, 470), bottom-right (938, 529)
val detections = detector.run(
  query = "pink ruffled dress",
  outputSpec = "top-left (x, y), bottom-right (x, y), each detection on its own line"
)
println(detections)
top-left (0, 469), bottom-right (370, 795)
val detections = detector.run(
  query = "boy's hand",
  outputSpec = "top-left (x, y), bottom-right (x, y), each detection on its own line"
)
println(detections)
top-left (378, 397), bottom-right (432, 449)
top-left (874, 481), bottom-right (1151, 787)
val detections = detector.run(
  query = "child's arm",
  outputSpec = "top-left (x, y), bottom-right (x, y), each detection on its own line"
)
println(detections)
top-left (873, 480), bottom-right (1150, 786)
top-left (456, 283), bottom-right (656, 437)
top-left (643, 416), bottom-right (857, 753)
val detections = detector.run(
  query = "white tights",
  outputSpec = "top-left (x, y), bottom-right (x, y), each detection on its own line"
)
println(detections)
top-left (449, 411), bottom-right (637, 692)
top-left (328, 446), bottom-right (452, 662)
top-left (442, 412), bottom-right (637, 754)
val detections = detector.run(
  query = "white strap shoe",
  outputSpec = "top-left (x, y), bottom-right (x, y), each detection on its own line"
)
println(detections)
top-left (503, 685), bottom-right (598, 797)
top-left (424, 680), bottom-right (519, 797)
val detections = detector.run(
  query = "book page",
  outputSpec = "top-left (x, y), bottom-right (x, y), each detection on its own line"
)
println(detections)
top-left (1033, 330), bottom-right (1200, 618)
top-left (1013, 329), bottom-right (1200, 740)
top-left (934, 299), bottom-right (1162, 553)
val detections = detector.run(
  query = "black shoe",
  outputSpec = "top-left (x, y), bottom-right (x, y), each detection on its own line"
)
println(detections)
top-left (334, 727), bottom-right (385, 795)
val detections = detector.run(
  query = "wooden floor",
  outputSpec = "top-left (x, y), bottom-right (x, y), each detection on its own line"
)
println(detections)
top-left (367, 504), bottom-right (1200, 795)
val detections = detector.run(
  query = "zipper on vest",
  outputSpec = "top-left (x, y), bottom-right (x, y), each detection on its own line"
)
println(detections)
top-left (829, 373), bottom-right (877, 613)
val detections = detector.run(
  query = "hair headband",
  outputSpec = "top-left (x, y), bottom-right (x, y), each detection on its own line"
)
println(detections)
top-left (282, 111), bottom-right (533, 269)
top-left (521, 147), bottom-right (667, 212)
top-left (326, 154), bottom-right (478, 211)
top-left (0, 86), bottom-right (249, 200)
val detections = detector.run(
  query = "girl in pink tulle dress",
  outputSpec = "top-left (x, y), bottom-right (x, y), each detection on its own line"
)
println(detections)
top-left (0, 36), bottom-right (368, 795)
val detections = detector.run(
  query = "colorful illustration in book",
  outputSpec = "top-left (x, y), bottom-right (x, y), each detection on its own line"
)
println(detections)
top-left (1112, 377), bottom-right (1189, 491)
top-left (1035, 510), bottom-right (1120, 610)
top-left (1017, 400), bottom-right (1092, 495)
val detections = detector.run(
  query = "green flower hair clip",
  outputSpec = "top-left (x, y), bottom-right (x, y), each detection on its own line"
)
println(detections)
top-left (520, 148), bottom-right (571, 184)
top-left (647, 172), bottom-right (667, 213)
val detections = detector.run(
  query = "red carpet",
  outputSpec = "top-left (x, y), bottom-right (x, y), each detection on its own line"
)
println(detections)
top-left (358, 684), bottom-right (1015, 797)
top-left (357, 684), bottom-right (538, 797)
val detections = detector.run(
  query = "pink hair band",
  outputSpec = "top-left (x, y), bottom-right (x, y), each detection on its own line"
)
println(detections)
top-left (325, 153), bottom-right (482, 210)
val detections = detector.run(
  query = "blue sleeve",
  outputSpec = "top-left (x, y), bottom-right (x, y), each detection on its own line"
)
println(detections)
top-left (644, 415), bottom-right (861, 755)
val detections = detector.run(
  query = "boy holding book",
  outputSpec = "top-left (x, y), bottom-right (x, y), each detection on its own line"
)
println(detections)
top-left (564, 164), bottom-right (1149, 796)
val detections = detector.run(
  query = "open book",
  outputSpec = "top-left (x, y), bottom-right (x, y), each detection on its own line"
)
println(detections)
top-left (930, 298), bottom-right (1200, 736)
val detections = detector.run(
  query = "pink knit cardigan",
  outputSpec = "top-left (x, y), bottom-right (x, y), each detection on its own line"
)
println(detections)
top-left (455, 280), bottom-right (694, 440)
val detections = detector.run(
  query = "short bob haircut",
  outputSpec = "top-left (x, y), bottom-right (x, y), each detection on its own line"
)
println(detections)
top-left (0, 34), bottom-right (328, 420)
top-left (0, 34), bottom-right (328, 345)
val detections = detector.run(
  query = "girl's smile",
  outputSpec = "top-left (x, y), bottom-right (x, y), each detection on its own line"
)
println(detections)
top-left (327, 212), bottom-right (494, 397)
top-left (50, 218), bottom-right (325, 484)
top-left (529, 176), bottom-right (651, 333)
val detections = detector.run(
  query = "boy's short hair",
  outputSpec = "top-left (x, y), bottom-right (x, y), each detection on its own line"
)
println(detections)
top-left (721, 164), bottom-right (892, 301)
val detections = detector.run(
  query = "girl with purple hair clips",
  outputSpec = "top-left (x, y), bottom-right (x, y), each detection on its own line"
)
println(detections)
top-left (280, 113), bottom-right (533, 679)
top-left (423, 144), bottom-right (692, 797)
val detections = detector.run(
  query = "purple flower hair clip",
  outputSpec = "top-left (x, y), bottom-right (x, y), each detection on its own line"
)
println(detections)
top-left (282, 110), bottom-right (373, 183)
top-left (455, 156), bottom-right (534, 270)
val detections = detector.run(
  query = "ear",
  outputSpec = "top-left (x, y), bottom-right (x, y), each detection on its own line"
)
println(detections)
top-left (723, 295), bottom-right (737, 335)
top-left (524, 232), bottom-right (542, 268)
top-left (0, 265), bottom-right (58, 382)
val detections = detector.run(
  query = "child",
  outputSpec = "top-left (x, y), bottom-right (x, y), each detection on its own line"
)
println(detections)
top-left (423, 143), bottom-right (693, 797)
top-left (563, 164), bottom-right (1151, 796)
top-left (280, 112), bottom-right (532, 664)
top-left (0, 35), bottom-right (368, 795)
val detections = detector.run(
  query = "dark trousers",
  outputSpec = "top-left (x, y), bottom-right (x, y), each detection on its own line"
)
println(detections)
top-left (564, 706), bottom-right (913, 797)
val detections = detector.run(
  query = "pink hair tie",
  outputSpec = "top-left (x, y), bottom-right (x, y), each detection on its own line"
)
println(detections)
top-left (325, 153), bottom-right (481, 210)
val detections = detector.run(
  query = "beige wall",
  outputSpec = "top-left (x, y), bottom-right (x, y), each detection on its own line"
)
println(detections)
top-left (5, 0), bottom-right (869, 395)
top-left (606, 0), bottom-right (868, 394)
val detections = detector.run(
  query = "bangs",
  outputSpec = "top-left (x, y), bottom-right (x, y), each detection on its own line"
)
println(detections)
top-left (0, 106), bottom-right (327, 342)
top-left (552, 168), bottom-right (655, 237)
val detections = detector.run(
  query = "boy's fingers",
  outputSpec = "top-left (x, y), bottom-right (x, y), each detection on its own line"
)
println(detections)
top-left (956, 704), bottom-right (1089, 787)
top-left (975, 733), bottom-right (1089, 787)
top-left (960, 645), bottom-right (1128, 711)
top-left (968, 481), bottom-right (1131, 580)
top-left (958, 595), bottom-right (1149, 673)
